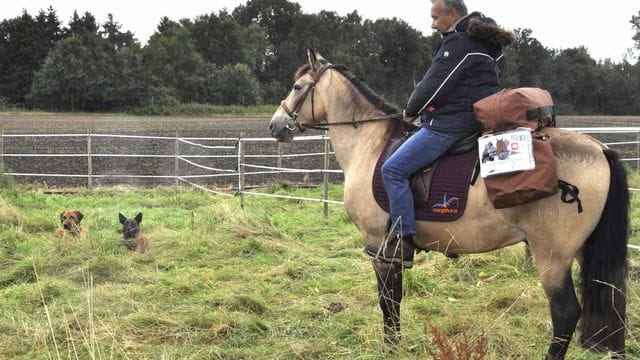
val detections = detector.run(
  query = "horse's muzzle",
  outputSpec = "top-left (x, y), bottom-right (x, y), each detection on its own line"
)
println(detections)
top-left (269, 117), bottom-right (295, 143)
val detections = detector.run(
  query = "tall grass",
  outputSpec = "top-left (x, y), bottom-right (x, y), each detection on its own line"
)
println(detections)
top-left (0, 183), bottom-right (638, 359)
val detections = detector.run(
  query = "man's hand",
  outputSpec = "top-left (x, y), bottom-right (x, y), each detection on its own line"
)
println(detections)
top-left (403, 109), bottom-right (416, 125)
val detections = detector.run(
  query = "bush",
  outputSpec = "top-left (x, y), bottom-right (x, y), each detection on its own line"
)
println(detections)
top-left (203, 63), bottom-right (262, 106)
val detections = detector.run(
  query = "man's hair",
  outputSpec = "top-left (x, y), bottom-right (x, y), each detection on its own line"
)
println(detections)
top-left (432, 0), bottom-right (468, 16)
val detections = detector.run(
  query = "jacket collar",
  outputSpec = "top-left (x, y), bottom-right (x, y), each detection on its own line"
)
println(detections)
top-left (443, 11), bottom-right (485, 36)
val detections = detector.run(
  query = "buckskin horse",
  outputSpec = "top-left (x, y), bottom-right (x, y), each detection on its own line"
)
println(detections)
top-left (269, 49), bottom-right (629, 359)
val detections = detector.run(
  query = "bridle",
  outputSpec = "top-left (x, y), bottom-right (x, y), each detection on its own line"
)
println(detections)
top-left (279, 63), bottom-right (402, 132)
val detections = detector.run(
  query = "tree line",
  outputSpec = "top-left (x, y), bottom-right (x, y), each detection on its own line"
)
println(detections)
top-left (1, 0), bottom-right (639, 115)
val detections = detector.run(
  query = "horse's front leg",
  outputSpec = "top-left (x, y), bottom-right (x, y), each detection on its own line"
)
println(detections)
top-left (373, 260), bottom-right (404, 345)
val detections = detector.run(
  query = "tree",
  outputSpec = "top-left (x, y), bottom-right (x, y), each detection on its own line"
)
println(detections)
top-left (142, 23), bottom-right (206, 103)
top-left (233, 0), bottom-right (304, 101)
top-left (233, 0), bottom-right (302, 47)
top-left (189, 11), bottom-right (268, 73)
top-left (29, 27), bottom-right (151, 111)
top-left (362, 18), bottom-right (432, 105)
top-left (549, 47), bottom-right (600, 114)
top-left (499, 46), bottom-right (520, 89)
top-left (509, 28), bottom-right (552, 88)
top-left (66, 10), bottom-right (99, 36)
top-left (101, 13), bottom-right (136, 50)
top-left (0, 8), bottom-right (64, 104)
top-left (597, 60), bottom-right (635, 114)
top-left (632, 11), bottom-right (640, 54)
top-left (200, 63), bottom-right (262, 105)
top-left (29, 34), bottom-right (108, 110)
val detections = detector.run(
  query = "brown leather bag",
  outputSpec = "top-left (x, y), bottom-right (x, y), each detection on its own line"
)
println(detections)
top-left (473, 87), bottom-right (555, 132)
top-left (483, 131), bottom-right (558, 208)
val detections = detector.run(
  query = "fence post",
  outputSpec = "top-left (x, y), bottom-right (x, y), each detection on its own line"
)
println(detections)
top-left (0, 127), bottom-right (3, 176)
top-left (175, 131), bottom-right (179, 188)
top-left (636, 132), bottom-right (640, 171)
top-left (238, 133), bottom-right (245, 209)
top-left (322, 131), bottom-right (330, 218)
top-left (277, 141), bottom-right (283, 181)
top-left (87, 131), bottom-right (92, 190)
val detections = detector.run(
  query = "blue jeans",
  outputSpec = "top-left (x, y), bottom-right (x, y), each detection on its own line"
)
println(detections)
top-left (382, 127), bottom-right (469, 236)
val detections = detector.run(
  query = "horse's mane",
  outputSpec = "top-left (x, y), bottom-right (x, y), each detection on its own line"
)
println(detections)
top-left (330, 64), bottom-right (400, 116)
top-left (294, 63), bottom-right (405, 133)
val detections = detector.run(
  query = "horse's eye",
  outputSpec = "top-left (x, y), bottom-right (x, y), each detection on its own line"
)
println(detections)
top-left (293, 84), bottom-right (302, 91)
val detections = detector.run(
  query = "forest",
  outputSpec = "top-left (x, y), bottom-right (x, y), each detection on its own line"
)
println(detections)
top-left (1, 0), bottom-right (639, 115)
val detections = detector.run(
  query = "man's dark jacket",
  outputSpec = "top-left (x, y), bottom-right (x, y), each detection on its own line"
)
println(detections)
top-left (404, 12), bottom-right (514, 133)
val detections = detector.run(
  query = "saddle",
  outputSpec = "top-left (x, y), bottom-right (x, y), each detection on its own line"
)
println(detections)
top-left (372, 131), bottom-right (480, 222)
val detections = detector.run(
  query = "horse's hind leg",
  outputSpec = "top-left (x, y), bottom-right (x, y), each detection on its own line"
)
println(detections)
top-left (373, 260), bottom-right (403, 345)
top-left (539, 263), bottom-right (582, 360)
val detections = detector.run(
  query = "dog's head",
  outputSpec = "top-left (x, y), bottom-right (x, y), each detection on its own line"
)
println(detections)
top-left (119, 212), bottom-right (142, 239)
top-left (60, 210), bottom-right (84, 234)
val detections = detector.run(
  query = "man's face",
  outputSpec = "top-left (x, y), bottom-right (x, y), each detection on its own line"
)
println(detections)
top-left (431, 0), bottom-right (459, 33)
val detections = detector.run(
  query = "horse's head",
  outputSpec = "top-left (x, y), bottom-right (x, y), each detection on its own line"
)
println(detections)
top-left (269, 48), bottom-right (330, 143)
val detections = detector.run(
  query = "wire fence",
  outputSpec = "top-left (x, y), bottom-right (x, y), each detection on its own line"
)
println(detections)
top-left (2, 126), bottom-right (640, 251)
top-left (0, 130), bottom-right (343, 215)
top-left (2, 127), bottom-right (640, 223)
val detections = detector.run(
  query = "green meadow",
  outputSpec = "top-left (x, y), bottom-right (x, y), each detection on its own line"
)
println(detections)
top-left (0, 179), bottom-right (639, 359)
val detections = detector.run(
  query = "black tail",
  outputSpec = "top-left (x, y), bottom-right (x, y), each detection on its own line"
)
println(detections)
top-left (579, 148), bottom-right (628, 353)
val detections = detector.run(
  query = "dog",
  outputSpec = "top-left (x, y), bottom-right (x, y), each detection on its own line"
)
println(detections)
top-left (118, 212), bottom-right (148, 253)
top-left (55, 209), bottom-right (88, 238)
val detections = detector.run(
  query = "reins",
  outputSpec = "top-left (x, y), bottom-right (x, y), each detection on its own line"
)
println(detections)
top-left (280, 64), bottom-right (403, 132)
top-left (304, 113), bottom-right (403, 131)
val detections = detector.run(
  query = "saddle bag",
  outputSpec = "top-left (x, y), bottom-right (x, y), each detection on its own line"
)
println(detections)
top-left (473, 87), bottom-right (555, 132)
top-left (483, 131), bottom-right (558, 208)
top-left (474, 87), bottom-right (558, 208)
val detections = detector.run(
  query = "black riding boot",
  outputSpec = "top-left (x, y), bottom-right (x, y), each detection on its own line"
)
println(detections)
top-left (364, 233), bottom-right (415, 269)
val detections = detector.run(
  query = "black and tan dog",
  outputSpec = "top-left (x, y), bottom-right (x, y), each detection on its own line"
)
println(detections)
top-left (118, 212), bottom-right (149, 253)
top-left (55, 209), bottom-right (88, 238)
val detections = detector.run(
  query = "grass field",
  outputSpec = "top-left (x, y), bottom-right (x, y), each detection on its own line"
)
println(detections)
top-left (0, 179), bottom-right (639, 359)
top-left (1, 113), bottom-right (640, 359)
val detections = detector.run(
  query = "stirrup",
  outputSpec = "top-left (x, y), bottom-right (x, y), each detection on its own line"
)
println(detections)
top-left (364, 233), bottom-right (415, 269)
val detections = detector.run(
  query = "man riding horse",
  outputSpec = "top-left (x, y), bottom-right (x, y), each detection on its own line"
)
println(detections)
top-left (364, 0), bottom-right (514, 268)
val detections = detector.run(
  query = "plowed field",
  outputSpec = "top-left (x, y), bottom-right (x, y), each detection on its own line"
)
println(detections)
top-left (0, 114), bottom-right (638, 188)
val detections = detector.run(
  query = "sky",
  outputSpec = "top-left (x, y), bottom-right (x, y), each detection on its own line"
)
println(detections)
top-left (1, 0), bottom-right (638, 63)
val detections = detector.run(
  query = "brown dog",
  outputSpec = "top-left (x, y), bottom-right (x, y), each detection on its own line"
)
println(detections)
top-left (119, 212), bottom-right (148, 253)
top-left (55, 209), bottom-right (88, 238)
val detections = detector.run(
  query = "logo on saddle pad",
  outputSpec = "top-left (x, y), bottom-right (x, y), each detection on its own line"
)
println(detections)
top-left (431, 194), bottom-right (460, 215)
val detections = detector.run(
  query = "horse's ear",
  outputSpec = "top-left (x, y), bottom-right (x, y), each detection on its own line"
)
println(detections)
top-left (307, 47), bottom-right (328, 71)
top-left (307, 48), bottom-right (318, 70)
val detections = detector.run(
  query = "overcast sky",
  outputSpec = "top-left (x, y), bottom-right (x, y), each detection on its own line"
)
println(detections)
top-left (2, 0), bottom-right (638, 63)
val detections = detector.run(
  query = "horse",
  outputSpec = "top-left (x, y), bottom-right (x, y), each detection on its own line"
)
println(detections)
top-left (269, 49), bottom-right (629, 359)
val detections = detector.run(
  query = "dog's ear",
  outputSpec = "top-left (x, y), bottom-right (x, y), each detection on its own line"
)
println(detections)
top-left (134, 212), bottom-right (143, 224)
top-left (75, 211), bottom-right (84, 222)
top-left (119, 213), bottom-right (126, 224)
top-left (59, 212), bottom-right (65, 222)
